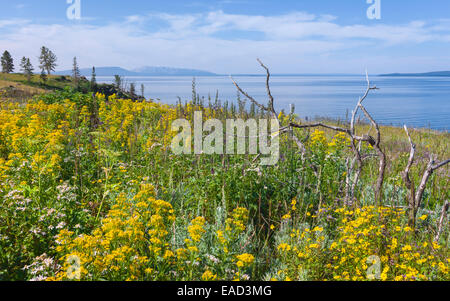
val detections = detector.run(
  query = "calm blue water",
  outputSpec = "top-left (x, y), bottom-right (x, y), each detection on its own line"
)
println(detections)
top-left (96, 75), bottom-right (450, 130)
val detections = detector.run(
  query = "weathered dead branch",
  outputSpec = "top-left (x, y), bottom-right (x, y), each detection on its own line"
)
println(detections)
top-left (230, 57), bottom-right (278, 120)
top-left (402, 126), bottom-right (417, 225)
top-left (415, 155), bottom-right (449, 210)
top-left (350, 72), bottom-right (385, 205)
top-left (256, 58), bottom-right (277, 119)
top-left (435, 200), bottom-right (449, 242)
top-left (230, 76), bottom-right (269, 113)
top-left (358, 105), bottom-right (385, 205)
top-left (231, 59), bottom-right (385, 206)
top-left (402, 125), bottom-right (450, 226)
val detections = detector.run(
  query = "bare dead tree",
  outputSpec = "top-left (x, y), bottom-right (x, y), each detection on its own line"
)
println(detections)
top-left (357, 75), bottom-right (386, 205)
top-left (287, 72), bottom-right (383, 204)
top-left (402, 126), bottom-right (417, 225)
top-left (231, 59), bottom-right (385, 205)
top-left (402, 126), bottom-right (450, 226)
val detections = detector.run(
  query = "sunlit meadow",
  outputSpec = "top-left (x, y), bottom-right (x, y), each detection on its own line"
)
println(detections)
top-left (0, 85), bottom-right (448, 281)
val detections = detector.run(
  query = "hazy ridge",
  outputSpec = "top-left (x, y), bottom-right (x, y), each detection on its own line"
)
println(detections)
top-left (55, 66), bottom-right (217, 76)
top-left (379, 71), bottom-right (450, 77)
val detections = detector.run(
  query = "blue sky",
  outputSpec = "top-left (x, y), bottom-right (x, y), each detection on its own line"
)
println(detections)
top-left (1, 0), bottom-right (450, 73)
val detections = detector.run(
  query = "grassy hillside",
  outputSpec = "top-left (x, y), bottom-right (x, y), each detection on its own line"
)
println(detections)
top-left (0, 73), bottom-right (77, 101)
top-left (0, 72), bottom-right (141, 103)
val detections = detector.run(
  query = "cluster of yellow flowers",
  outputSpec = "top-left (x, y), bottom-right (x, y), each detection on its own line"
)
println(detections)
top-left (236, 253), bottom-right (255, 268)
top-left (310, 129), bottom-right (327, 147)
top-left (0, 100), bottom-right (74, 185)
top-left (217, 207), bottom-right (249, 254)
top-left (201, 270), bottom-right (217, 281)
top-left (309, 130), bottom-right (354, 155)
top-left (328, 132), bottom-right (351, 151)
top-left (48, 184), bottom-right (176, 281)
top-left (226, 207), bottom-right (249, 234)
top-left (274, 206), bottom-right (449, 281)
top-left (48, 183), bottom-right (255, 281)
top-left (188, 217), bottom-right (206, 243)
top-left (98, 94), bottom-right (177, 151)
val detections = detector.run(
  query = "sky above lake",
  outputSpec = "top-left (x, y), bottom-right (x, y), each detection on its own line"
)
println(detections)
top-left (1, 0), bottom-right (450, 74)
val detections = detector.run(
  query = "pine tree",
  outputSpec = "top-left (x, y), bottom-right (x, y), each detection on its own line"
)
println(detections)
top-left (72, 57), bottom-right (80, 85)
top-left (19, 57), bottom-right (27, 73)
top-left (140, 84), bottom-right (145, 98)
top-left (23, 58), bottom-right (34, 82)
top-left (40, 69), bottom-right (47, 84)
top-left (20, 57), bottom-right (34, 82)
top-left (39, 46), bottom-right (57, 75)
top-left (1, 50), bottom-right (14, 73)
top-left (38, 46), bottom-right (48, 74)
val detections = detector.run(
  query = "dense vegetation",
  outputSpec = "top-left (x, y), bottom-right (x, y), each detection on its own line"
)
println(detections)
top-left (0, 80), bottom-right (448, 280)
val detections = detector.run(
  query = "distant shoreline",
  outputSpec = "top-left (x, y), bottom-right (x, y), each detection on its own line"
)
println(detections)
top-left (54, 66), bottom-right (450, 77)
top-left (89, 73), bottom-right (450, 77)
top-left (379, 71), bottom-right (450, 77)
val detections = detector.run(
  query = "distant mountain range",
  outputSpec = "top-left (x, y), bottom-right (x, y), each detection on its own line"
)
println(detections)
top-left (55, 66), bottom-right (217, 77)
top-left (54, 68), bottom-right (450, 77)
top-left (379, 71), bottom-right (450, 77)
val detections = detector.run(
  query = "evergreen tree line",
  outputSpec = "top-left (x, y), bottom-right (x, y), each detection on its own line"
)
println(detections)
top-left (1, 47), bottom-right (144, 100)
top-left (1, 47), bottom-right (96, 90)
top-left (1, 46), bottom-right (57, 83)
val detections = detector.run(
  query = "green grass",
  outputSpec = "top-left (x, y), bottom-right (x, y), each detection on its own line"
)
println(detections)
top-left (0, 72), bottom-right (78, 101)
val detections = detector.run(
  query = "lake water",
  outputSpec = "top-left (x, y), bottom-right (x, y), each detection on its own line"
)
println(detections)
top-left (96, 75), bottom-right (450, 131)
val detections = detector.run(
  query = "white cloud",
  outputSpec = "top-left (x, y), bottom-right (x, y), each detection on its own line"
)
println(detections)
top-left (0, 19), bottom-right (30, 28)
top-left (141, 10), bottom-right (449, 44)
top-left (0, 11), bottom-right (449, 73)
